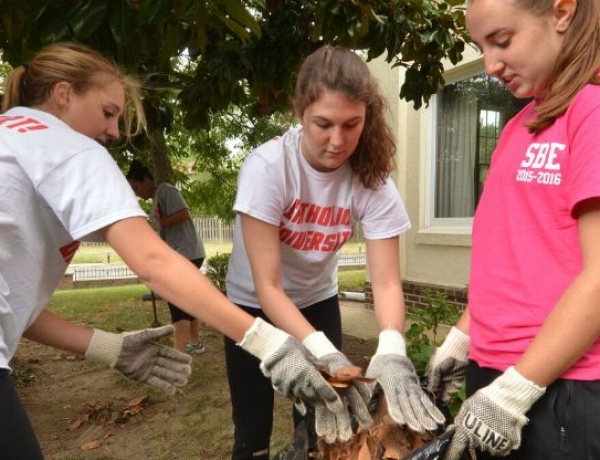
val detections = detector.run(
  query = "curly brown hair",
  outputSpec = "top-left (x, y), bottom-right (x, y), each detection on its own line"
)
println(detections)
top-left (292, 46), bottom-right (396, 189)
top-left (1, 42), bottom-right (146, 139)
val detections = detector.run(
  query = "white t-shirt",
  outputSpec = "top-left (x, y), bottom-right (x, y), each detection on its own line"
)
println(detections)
top-left (226, 126), bottom-right (410, 308)
top-left (0, 107), bottom-right (146, 370)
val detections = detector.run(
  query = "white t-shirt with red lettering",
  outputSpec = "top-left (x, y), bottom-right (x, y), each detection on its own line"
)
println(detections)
top-left (469, 83), bottom-right (600, 380)
top-left (0, 107), bottom-right (146, 370)
top-left (226, 126), bottom-right (410, 309)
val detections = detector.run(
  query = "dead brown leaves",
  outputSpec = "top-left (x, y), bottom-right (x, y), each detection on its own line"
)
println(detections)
top-left (316, 367), bottom-right (434, 460)
top-left (68, 395), bottom-right (149, 451)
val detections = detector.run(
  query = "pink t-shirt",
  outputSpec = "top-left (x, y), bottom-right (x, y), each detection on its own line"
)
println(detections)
top-left (469, 83), bottom-right (600, 379)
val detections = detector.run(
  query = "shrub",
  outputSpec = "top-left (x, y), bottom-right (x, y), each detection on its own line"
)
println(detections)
top-left (405, 289), bottom-right (463, 373)
top-left (404, 289), bottom-right (466, 415)
top-left (205, 252), bottom-right (231, 293)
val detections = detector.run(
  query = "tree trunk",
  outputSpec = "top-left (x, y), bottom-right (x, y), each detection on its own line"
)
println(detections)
top-left (148, 129), bottom-right (172, 183)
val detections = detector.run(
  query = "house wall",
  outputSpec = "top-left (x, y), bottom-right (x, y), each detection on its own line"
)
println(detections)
top-left (365, 48), bottom-right (483, 308)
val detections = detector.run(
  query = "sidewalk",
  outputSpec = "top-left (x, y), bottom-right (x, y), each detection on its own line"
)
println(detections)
top-left (340, 299), bottom-right (451, 341)
top-left (340, 300), bottom-right (379, 340)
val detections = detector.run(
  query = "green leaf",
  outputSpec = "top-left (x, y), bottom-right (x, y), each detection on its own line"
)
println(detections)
top-left (107, 0), bottom-right (136, 47)
top-left (218, 15), bottom-right (251, 43)
top-left (68, 0), bottom-right (109, 40)
top-left (221, 0), bottom-right (261, 39)
top-left (138, 0), bottom-right (172, 25)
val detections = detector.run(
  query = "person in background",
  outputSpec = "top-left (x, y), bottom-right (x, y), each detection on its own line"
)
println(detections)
top-left (224, 45), bottom-right (444, 460)
top-left (424, 0), bottom-right (600, 459)
top-left (0, 41), bottom-right (358, 459)
top-left (127, 160), bottom-right (207, 354)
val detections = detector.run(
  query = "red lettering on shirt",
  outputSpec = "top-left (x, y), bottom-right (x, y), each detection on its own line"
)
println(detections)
top-left (279, 227), bottom-right (352, 252)
top-left (0, 115), bottom-right (49, 133)
top-left (60, 241), bottom-right (80, 265)
top-left (280, 199), bottom-right (352, 252)
top-left (154, 203), bottom-right (163, 220)
top-left (305, 204), bottom-right (320, 224)
top-left (283, 199), bottom-right (350, 226)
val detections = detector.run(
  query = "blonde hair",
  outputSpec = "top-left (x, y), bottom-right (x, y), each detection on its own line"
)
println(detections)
top-left (2, 42), bottom-right (146, 138)
top-left (292, 46), bottom-right (396, 189)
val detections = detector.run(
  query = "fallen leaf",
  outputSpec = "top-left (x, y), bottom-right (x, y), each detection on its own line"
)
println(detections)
top-left (81, 440), bottom-right (101, 451)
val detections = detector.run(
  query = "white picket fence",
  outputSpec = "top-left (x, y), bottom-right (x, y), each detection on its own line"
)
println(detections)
top-left (82, 217), bottom-right (363, 245)
top-left (193, 217), bottom-right (234, 243)
top-left (71, 253), bottom-right (365, 282)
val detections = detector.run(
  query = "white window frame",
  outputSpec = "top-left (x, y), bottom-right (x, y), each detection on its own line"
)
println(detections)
top-left (421, 59), bottom-right (485, 240)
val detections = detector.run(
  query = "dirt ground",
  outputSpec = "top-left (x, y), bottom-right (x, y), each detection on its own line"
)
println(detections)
top-left (12, 324), bottom-right (376, 460)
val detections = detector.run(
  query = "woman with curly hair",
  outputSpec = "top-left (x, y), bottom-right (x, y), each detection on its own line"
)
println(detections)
top-left (224, 45), bottom-right (444, 460)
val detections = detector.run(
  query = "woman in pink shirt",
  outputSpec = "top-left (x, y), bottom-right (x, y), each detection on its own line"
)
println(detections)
top-left (425, 0), bottom-right (600, 459)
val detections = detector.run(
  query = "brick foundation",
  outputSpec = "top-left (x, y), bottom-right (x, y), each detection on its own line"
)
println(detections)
top-left (364, 280), bottom-right (468, 311)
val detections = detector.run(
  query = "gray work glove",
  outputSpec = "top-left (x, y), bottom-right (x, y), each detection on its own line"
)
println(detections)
top-left (366, 330), bottom-right (445, 432)
top-left (85, 325), bottom-right (192, 395)
top-left (240, 319), bottom-right (353, 443)
top-left (445, 366), bottom-right (546, 459)
top-left (303, 331), bottom-right (373, 442)
top-left (425, 326), bottom-right (470, 403)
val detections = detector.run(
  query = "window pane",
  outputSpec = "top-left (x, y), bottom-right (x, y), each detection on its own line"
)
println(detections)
top-left (435, 74), bottom-right (528, 218)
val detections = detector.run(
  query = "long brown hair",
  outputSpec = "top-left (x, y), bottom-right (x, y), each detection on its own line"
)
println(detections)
top-left (292, 46), bottom-right (396, 189)
top-left (1, 42), bottom-right (146, 139)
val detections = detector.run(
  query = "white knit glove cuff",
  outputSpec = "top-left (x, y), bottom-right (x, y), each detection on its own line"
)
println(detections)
top-left (482, 366), bottom-right (546, 415)
top-left (85, 329), bottom-right (124, 368)
top-left (437, 327), bottom-right (470, 359)
top-left (375, 329), bottom-right (406, 356)
top-left (302, 331), bottom-right (338, 359)
top-left (238, 318), bottom-right (289, 362)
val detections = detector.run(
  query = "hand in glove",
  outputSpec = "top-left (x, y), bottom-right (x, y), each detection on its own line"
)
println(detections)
top-left (425, 326), bottom-right (470, 403)
top-left (366, 330), bottom-right (445, 432)
top-left (240, 319), bottom-right (353, 443)
top-left (303, 331), bottom-right (374, 441)
top-left (445, 366), bottom-right (546, 460)
top-left (85, 325), bottom-right (192, 395)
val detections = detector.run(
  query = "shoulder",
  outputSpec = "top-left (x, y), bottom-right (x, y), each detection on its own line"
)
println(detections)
top-left (550, 83), bottom-right (600, 138)
top-left (0, 107), bottom-right (114, 182)
top-left (158, 182), bottom-right (177, 192)
top-left (567, 83), bottom-right (600, 116)
top-left (247, 126), bottom-right (302, 166)
top-left (156, 182), bottom-right (184, 200)
top-left (1, 107), bottom-right (100, 152)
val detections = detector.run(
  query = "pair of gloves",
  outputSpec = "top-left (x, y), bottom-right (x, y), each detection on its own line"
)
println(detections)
top-left (424, 327), bottom-right (546, 459)
top-left (83, 320), bottom-right (446, 444)
top-left (83, 319), bottom-right (546, 459)
top-left (241, 319), bottom-right (445, 443)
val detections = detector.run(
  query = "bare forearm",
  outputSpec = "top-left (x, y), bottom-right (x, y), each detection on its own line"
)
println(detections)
top-left (367, 237), bottom-right (406, 333)
top-left (24, 309), bottom-right (93, 354)
top-left (160, 208), bottom-right (190, 228)
top-left (147, 255), bottom-right (254, 341)
top-left (257, 286), bottom-right (316, 341)
top-left (516, 272), bottom-right (600, 387)
top-left (105, 218), bottom-right (254, 342)
top-left (372, 284), bottom-right (406, 333)
top-left (455, 306), bottom-right (471, 334)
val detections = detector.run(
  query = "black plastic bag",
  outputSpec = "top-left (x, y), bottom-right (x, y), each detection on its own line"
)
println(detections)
top-left (404, 426), bottom-right (455, 460)
top-left (272, 420), bottom-right (311, 460)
